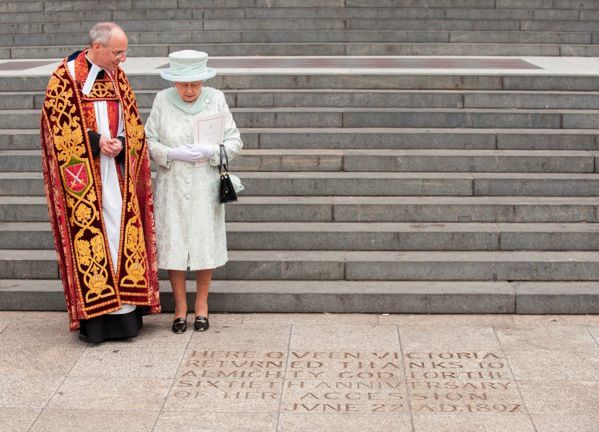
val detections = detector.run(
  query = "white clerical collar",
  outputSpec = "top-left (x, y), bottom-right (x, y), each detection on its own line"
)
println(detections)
top-left (82, 55), bottom-right (102, 96)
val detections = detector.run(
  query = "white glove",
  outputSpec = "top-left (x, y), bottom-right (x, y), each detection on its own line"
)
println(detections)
top-left (167, 144), bottom-right (214, 162)
top-left (187, 144), bottom-right (214, 159)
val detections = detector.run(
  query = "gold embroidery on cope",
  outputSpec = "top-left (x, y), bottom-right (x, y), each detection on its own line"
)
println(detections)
top-left (46, 67), bottom-right (115, 305)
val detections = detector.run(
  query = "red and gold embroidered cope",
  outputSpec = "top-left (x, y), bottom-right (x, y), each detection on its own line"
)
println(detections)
top-left (40, 51), bottom-right (160, 330)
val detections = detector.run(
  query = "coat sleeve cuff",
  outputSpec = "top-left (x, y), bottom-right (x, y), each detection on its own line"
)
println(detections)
top-left (87, 130), bottom-right (101, 156)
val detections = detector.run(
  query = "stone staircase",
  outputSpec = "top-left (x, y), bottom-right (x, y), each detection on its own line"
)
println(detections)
top-left (1, 0), bottom-right (599, 57)
top-left (1, 1), bottom-right (599, 314)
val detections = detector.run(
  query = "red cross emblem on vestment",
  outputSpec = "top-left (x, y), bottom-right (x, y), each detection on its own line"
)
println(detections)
top-left (64, 162), bottom-right (89, 193)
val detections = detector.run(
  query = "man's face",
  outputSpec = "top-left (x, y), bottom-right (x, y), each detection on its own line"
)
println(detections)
top-left (90, 30), bottom-right (128, 72)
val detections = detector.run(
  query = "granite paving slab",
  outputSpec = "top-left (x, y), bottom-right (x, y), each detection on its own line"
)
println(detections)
top-left (0, 375), bottom-right (64, 409)
top-left (289, 324), bottom-right (399, 350)
top-left (0, 312), bottom-right (596, 430)
top-left (399, 325), bottom-right (502, 352)
top-left (155, 412), bottom-right (277, 432)
top-left (530, 413), bottom-right (599, 432)
top-left (69, 347), bottom-right (186, 379)
top-left (278, 414), bottom-right (412, 431)
top-left (0, 345), bottom-right (84, 376)
top-left (587, 326), bottom-right (599, 346)
top-left (187, 323), bottom-right (291, 349)
top-left (495, 325), bottom-right (599, 352)
top-left (30, 409), bottom-right (158, 432)
top-left (0, 407), bottom-right (40, 432)
top-left (412, 414), bottom-right (535, 432)
top-left (505, 349), bottom-right (599, 381)
top-left (0, 318), bottom-right (79, 346)
top-left (518, 380), bottom-right (599, 415)
top-left (47, 377), bottom-right (172, 411)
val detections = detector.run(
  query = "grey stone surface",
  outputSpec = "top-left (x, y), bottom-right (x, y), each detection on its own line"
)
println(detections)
top-left (341, 150), bottom-right (593, 173)
top-left (330, 196), bottom-right (599, 223)
top-left (515, 282), bottom-right (599, 314)
top-left (345, 251), bottom-right (599, 281)
top-left (0, 345), bottom-right (84, 376)
top-left (502, 76), bottom-right (599, 91)
top-left (213, 251), bottom-right (345, 280)
top-left (496, 131), bottom-right (599, 150)
top-left (234, 90), bottom-right (464, 108)
top-left (48, 377), bottom-right (172, 411)
top-left (531, 414), bottom-right (599, 432)
top-left (0, 279), bottom-right (516, 314)
top-left (563, 112), bottom-right (599, 129)
top-left (31, 409), bottom-right (158, 432)
top-left (237, 172), bottom-right (474, 196)
top-left (449, 31), bottom-right (589, 44)
top-left (226, 221), bottom-right (500, 251)
top-left (0, 407), bottom-right (40, 432)
top-left (446, 7), bottom-right (579, 20)
top-left (519, 380), bottom-right (599, 414)
top-left (1, 0), bottom-right (599, 318)
top-left (0, 311), bottom-right (598, 430)
top-left (155, 412), bottom-right (276, 432)
top-left (499, 224), bottom-right (599, 250)
top-left (0, 2), bottom-right (44, 13)
top-left (464, 92), bottom-right (599, 109)
top-left (255, 129), bottom-right (498, 150)
top-left (341, 109), bottom-right (562, 129)
top-left (496, 323), bottom-right (599, 352)
top-left (0, 196), bottom-right (49, 222)
top-left (0, 249), bottom-right (57, 279)
top-left (473, 173), bottom-right (599, 197)
top-left (346, 42), bottom-right (560, 56)
top-left (70, 347), bottom-right (185, 378)
top-left (0, 375), bottom-right (64, 408)
top-left (413, 415), bottom-right (535, 432)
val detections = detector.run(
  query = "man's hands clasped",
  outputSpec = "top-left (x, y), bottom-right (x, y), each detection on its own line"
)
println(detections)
top-left (167, 144), bottom-right (214, 162)
top-left (99, 135), bottom-right (123, 158)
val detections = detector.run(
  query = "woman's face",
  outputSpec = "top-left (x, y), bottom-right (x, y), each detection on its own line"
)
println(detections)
top-left (174, 81), bottom-right (203, 103)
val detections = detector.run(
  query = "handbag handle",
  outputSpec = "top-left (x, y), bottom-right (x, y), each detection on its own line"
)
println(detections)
top-left (219, 144), bottom-right (230, 174)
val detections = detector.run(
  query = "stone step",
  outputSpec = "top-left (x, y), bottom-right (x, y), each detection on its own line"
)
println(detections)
top-left (4, 30), bottom-right (591, 46)
top-left (5, 107), bottom-right (599, 129)
top-left (7, 89), bottom-right (599, 110)
top-left (2, 195), bottom-right (597, 224)
top-left (10, 17), bottom-right (592, 33)
top-left (3, 248), bottom-right (599, 281)
top-left (3, 172), bottom-right (599, 197)
top-left (5, 73), bottom-right (599, 92)
top-left (3, 128), bottom-right (598, 151)
top-left (1, 149), bottom-right (595, 173)
top-left (5, 42), bottom-right (590, 59)
top-left (3, 19), bottom-right (526, 34)
top-left (4, 279), bottom-right (598, 314)
top-left (0, 7), bottom-right (584, 22)
top-left (495, 0), bottom-right (599, 9)
top-left (3, 221), bottom-right (599, 251)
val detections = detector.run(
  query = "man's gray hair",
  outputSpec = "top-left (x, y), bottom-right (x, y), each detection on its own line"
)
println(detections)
top-left (89, 22), bottom-right (123, 46)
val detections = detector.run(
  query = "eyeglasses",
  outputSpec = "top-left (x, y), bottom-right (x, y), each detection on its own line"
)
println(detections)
top-left (106, 47), bottom-right (128, 59)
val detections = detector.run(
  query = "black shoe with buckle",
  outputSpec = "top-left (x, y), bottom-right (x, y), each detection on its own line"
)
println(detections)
top-left (194, 316), bottom-right (209, 332)
top-left (171, 317), bottom-right (187, 334)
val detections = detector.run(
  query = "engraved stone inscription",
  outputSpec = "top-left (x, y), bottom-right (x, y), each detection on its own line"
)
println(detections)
top-left (406, 351), bottom-right (526, 414)
top-left (282, 351), bottom-right (407, 414)
top-left (167, 349), bottom-right (525, 414)
top-left (168, 350), bottom-right (285, 412)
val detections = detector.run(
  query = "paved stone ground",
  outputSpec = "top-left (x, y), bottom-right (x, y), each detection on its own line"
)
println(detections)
top-left (0, 312), bottom-right (598, 431)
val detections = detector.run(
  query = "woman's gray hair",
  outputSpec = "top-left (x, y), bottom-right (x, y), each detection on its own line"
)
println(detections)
top-left (88, 22), bottom-right (122, 46)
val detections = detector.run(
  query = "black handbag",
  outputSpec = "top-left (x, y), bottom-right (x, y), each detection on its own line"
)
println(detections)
top-left (219, 144), bottom-right (237, 203)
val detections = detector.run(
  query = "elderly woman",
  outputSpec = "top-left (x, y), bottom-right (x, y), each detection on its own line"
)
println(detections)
top-left (145, 50), bottom-right (242, 333)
